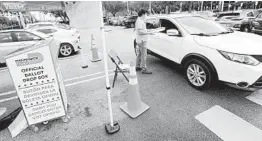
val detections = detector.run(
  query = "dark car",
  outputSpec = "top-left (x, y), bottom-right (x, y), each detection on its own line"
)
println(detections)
top-left (124, 15), bottom-right (138, 28)
top-left (252, 12), bottom-right (262, 34)
top-left (216, 10), bottom-right (257, 32)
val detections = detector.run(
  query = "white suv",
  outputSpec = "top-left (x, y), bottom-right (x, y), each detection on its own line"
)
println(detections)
top-left (135, 15), bottom-right (262, 90)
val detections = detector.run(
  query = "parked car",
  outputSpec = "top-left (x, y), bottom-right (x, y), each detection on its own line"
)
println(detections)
top-left (216, 10), bottom-right (257, 32)
top-left (251, 12), bottom-right (262, 34)
top-left (117, 16), bottom-right (126, 26)
top-left (25, 22), bottom-right (55, 29)
top-left (27, 24), bottom-right (80, 57)
top-left (124, 15), bottom-right (138, 28)
top-left (110, 17), bottom-right (118, 26)
top-left (134, 15), bottom-right (262, 90)
top-left (0, 29), bottom-right (80, 65)
top-left (108, 17), bottom-right (114, 25)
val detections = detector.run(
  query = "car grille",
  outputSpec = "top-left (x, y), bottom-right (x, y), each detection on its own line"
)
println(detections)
top-left (252, 76), bottom-right (262, 87)
top-left (252, 55), bottom-right (262, 62)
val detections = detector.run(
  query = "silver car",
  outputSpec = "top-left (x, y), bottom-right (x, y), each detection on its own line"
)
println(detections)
top-left (0, 29), bottom-right (49, 64)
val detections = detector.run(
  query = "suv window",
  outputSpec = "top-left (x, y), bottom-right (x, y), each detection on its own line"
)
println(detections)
top-left (0, 32), bottom-right (13, 43)
top-left (15, 32), bottom-right (41, 42)
top-left (257, 13), bottom-right (262, 18)
top-left (217, 13), bottom-right (240, 19)
top-left (146, 18), bottom-right (160, 29)
top-left (247, 12), bottom-right (254, 17)
top-left (159, 19), bottom-right (179, 34)
top-left (37, 29), bottom-right (57, 34)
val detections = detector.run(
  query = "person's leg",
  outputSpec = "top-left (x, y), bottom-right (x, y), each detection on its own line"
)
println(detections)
top-left (140, 42), bottom-right (147, 70)
top-left (136, 43), bottom-right (142, 70)
top-left (140, 41), bottom-right (152, 74)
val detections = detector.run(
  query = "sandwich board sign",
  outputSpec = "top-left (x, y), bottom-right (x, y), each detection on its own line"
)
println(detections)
top-left (5, 44), bottom-right (66, 126)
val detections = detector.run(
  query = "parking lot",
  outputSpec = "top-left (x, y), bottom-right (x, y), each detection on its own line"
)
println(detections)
top-left (0, 25), bottom-right (262, 141)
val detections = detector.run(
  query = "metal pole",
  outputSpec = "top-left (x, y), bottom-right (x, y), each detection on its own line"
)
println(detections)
top-left (99, 1), bottom-right (114, 127)
top-left (211, 1), bottom-right (213, 11)
top-left (149, 1), bottom-right (151, 14)
top-left (201, 1), bottom-right (203, 11)
top-left (127, 1), bottom-right (129, 15)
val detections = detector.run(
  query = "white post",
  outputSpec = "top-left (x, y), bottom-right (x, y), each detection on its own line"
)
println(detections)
top-left (99, 1), bottom-right (114, 127)
top-left (255, 1), bottom-right (258, 9)
top-left (221, 1), bottom-right (224, 12)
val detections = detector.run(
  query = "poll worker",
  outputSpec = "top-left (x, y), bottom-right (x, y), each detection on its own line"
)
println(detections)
top-left (135, 9), bottom-right (155, 74)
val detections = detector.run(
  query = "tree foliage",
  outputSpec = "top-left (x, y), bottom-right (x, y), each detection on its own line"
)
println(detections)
top-left (103, 1), bottom-right (126, 17)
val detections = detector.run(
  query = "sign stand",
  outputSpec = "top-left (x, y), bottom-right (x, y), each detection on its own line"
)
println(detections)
top-left (5, 40), bottom-right (69, 137)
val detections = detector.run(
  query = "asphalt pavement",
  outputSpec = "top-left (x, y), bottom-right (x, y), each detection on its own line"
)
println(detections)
top-left (1, 26), bottom-right (262, 141)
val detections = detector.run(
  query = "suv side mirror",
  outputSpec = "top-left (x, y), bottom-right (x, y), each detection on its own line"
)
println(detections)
top-left (167, 29), bottom-right (179, 36)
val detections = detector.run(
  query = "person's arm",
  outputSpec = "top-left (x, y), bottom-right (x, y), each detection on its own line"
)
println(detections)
top-left (136, 21), bottom-right (154, 35)
top-left (137, 28), bottom-right (155, 35)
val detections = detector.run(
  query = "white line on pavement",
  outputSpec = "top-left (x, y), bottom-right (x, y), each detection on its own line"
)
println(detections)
top-left (0, 90), bottom-right (16, 97)
top-left (64, 69), bottom-right (114, 82)
top-left (0, 73), bottom-right (115, 103)
top-left (195, 105), bottom-right (262, 141)
top-left (65, 73), bottom-right (114, 87)
top-left (0, 96), bottom-right (18, 103)
top-left (246, 89), bottom-right (262, 106)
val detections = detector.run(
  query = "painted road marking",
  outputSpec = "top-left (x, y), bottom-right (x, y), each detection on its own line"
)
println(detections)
top-left (64, 69), bottom-right (114, 82)
top-left (195, 105), bottom-right (262, 141)
top-left (0, 73), bottom-right (115, 103)
top-left (0, 96), bottom-right (18, 103)
top-left (246, 89), bottom-right (262, 106)
top-left (65, 73), bottom-right (114, 87)
top-left (0, 90), bottom-right (16, 97)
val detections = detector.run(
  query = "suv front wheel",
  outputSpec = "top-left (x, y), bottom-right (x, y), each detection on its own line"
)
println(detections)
top-left (184, 59), bottom-right (214, 90)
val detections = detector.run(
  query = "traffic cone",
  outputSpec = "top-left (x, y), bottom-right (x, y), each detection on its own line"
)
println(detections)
top-left (120, 61), bottom-right (149, 118)
top-left (90, 34), bottom-right (101, 62)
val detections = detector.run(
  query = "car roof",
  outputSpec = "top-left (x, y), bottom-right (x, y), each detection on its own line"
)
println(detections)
top-left (149, 14), bottom-right (197, 19)
top-left (29, 22), bottom-right (55, 25)
top-left (0, 29), bottom-right (28, 33)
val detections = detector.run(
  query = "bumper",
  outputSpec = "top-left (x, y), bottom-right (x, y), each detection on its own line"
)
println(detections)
top-left (71, 39), bottom-right (81, 52)
top-left (219, 22), bottom-right (242, 30)
top-left (252, 27), bottom-right (262, 33)
top-left (218, 60), bottom-right (262, 88)
top-left (206, 49), bottom-right (262, 88)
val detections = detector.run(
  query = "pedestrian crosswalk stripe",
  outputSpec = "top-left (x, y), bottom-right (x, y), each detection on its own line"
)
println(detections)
top-left (195, 105), bottom-right (262, 141)
top-left (246, 89), bottom-right (262, 106)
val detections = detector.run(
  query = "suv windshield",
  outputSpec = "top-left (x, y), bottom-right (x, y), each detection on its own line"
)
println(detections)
top-left (175, 16), bottom-right (229, 35)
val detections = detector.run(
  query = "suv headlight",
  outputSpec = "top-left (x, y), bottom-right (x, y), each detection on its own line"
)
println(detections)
top-left (218, 50), bottom-right (260, 66)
